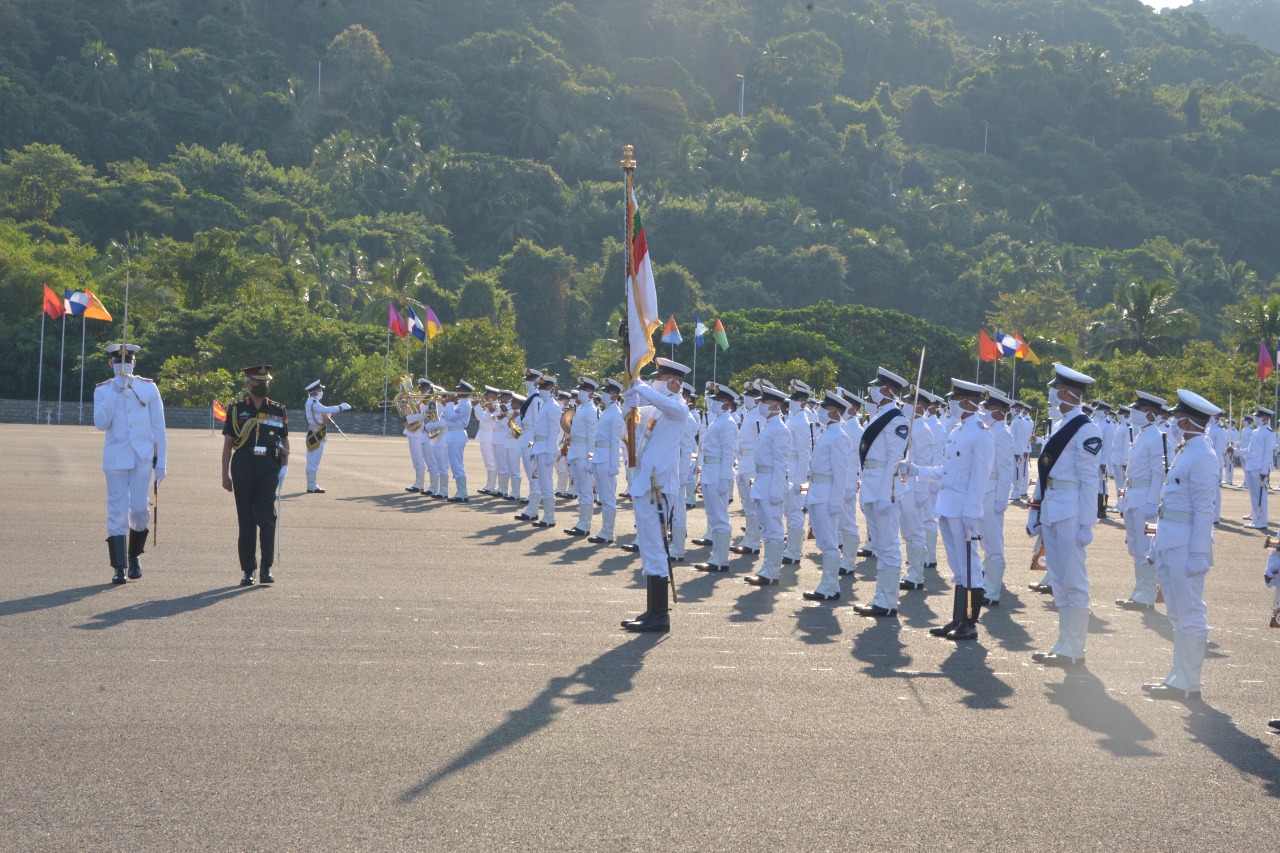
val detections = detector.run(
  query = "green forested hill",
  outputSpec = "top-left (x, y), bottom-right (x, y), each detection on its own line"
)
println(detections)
top-left (1186, 0), bottom-right (1280, 54)
top-left (2, 0), bottom-right (1279, 407)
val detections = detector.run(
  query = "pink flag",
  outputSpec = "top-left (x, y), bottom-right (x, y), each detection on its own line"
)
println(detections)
top-left (388, 304), bottom-right (409, 338)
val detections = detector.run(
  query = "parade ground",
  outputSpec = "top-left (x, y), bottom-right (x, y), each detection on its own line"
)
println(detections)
top-left (3, 425), bottom-right (1279, 852)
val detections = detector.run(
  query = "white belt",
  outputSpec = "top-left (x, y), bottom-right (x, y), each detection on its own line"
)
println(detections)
top-left (1127, 478), bottom-right (1154, 489)
top-left (594, 440), bottom-right (611, 447)
top-left (1046, 477), bottom-right (1077, 491)
top-left (448, 425), bottom-right (465, 431)
top-left (739, 447), bottom-right (755, 456)
top-left (756, 465), bottom-right (774, 473)
top-left (863, 459), bottom-right (886, 469)
top-left (570, 437), bottom-right (586, 444)
top-left (811, 474), bottom-right (833, 484)
top-left (534, 432), bottom-right (549, 439)
top-left (703, 455), bottom-right (721, 464)
top-left (1158, 507), bottom-right (1193, 524)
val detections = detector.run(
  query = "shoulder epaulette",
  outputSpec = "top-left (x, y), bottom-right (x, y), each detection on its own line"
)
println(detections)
top-left (134, 376), bottom-right (154, 383)
top-left (96, 379), bottom-right (110, 387)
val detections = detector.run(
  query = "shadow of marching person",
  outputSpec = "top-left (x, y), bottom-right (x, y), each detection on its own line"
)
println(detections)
top-left (1044, 669), bottom-right (1160, 758)
top-left (74, 585), bottom-right (257, 631)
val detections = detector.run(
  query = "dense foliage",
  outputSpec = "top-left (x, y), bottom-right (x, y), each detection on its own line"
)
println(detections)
top-left (3, 0), bottom-right (1279, 409)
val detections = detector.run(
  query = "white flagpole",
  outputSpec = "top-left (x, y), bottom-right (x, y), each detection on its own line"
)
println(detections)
top-left (78, 315), bottom-right (86, 424)
top-left (36, 310), bottom-right (46, 423)
top-left (381, 323), bottom-right (391, 435)
top-left (692, 334), bottom-right (698, 390)
top-left (712, 342), bottom-right (718, 385)
top-left (57, 311), bottom-right (67, 425)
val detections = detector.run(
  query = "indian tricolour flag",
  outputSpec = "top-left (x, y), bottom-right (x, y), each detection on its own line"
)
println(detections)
top-left (626, 188), bottom-right (660, 382)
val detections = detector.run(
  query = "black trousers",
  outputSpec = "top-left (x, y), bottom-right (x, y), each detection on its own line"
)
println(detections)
top-left (231, 453), bottom-right (279, 572)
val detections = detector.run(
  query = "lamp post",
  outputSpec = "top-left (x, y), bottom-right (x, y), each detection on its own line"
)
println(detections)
top-left (981, 119), bottom-right (989, 156)
top-left (736, 74), bottom-right (745, 117)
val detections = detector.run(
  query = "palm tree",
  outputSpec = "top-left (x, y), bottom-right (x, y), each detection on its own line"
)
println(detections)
top-left (1087, 279), bottom-right (1198, 357)
top-left (1224, 294), bottom-right (1280, 357)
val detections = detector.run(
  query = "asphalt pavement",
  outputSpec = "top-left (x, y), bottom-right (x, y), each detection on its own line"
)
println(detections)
top-left (2, 425), bottom-right (1278, 851)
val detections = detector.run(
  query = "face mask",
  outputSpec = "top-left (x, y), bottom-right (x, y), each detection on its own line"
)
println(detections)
top-left (577, 390), bottom-right (590, 404)
top-left (539, 388), bottom-right (551, 399)
top-left (524, 380), bottom-right (535, 394)
top-left (788, 400), bottom-right (801, 414)
top-left (249, 382), bottom-right (269, 398)
top-left (947, 400), bottom-right (963, 420)
top-left (313, 390), bottom-right (324, 401)
top-left (113, 362), bottom-right (135, 376)
top-left (978, 409), bottom-right (994, 426)
top-left (744, 396), bottom-right (758, 410)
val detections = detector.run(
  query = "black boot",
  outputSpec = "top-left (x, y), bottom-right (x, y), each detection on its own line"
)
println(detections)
top-left (127, 529), bottom-right (148, 579)
top-left (621, 575), bottom-right (670, 632)
top-left (240, 569), bottom-right (256, 586)
top-left (949, 589), bottom-right (983, 641)
top-left (930, 586), bottom-right (966, 637)
top-left (107, 535), bottom-right (128, 584)
top-left (1097, 493), bottom-right (1106, 521)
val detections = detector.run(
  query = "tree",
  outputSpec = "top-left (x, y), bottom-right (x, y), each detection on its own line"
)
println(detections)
top-left (1087, 279), bottom-right (1199, 357)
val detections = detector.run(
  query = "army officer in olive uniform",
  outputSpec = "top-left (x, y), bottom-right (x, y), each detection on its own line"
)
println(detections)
top-left (222, 365), bottom-right (290, 586)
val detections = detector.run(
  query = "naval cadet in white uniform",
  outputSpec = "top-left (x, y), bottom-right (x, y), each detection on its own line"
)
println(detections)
top-left (1027, 364), bottom-right (1103, 667)
top-left (1143, 390), bottom-right (1222, 701)
top-left (1115, 391), bottom-right (1168, 612)
top-left (529, 374), bottom-right (563, 527)
top-left (1241, 406), bottom-right (1275, 529)
top-left (588, 379), bottom-right (626, 544)
top-left (979, 386), bottom-right (1016, 606)
top-left (731, 381), bottom-right (768, 556)
top-left (692, 384), bottom-right (740, 572)
top-left (802, 390), bottom-right (853, 600)
top-left (94, 343), bottom-right (167, 584)
top-left (302, 379), bottom-right (351, 494)
top-left (620, 358), bottom-right (693, 632)
top-left (853, 367), bottom-right (910, 618)
top-left (744, 386), bottom-right (791, 585)
top-left (563, 377), bottom-right (601, 537)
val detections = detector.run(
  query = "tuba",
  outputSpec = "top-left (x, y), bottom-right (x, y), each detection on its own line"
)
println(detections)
top-left (393, 375), bottom-right (423, 432)
top-left (559, 405), bottom-right (575, 457)
top-left (507, 405), bottom-right (523, 439)
top-left (424, 398), bottom-right (444, 439)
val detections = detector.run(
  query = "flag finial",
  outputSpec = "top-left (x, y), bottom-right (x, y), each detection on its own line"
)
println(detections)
top-left (621, 144), bottom-right (635, 171)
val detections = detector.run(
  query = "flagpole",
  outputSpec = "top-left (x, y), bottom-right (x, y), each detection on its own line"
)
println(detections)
top-left (57, 311), bottom-right (66, 425)
top-left (1010, 353), bottom-right (1018, 398)
top-left (78, 314), bottom-right (86, 424)
top-left (712, 342), bottom-right (718, 385)
top-left (622, 144), bottom-right (637, 469)
top-left (382, 322), bottom-right (391, 436)
top-left (36, 310), bottom-right (46, 423)
top-left (692, 334), bottom-right (698, 391)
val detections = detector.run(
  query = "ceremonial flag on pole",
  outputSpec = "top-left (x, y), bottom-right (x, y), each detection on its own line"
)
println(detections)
top-left (713, 318), bottom-right (729, 351)
top-left (66, 289), bottom-right (113, 321)
top-left (423, 305), bottom-right (443, 340)
top-left (212, 400), bottom-right (226, 422)
top-left (1259, 338), bottom-right (1273, 381)
top-left (978, 329), bottom-right (1001, 362)
top-left (407, 307), bottom-right (426, 342)
top-left (1014, 333), bottom-right (1041, 365)
top-left (626, 188), bottom-right (660, 381)
top-left (995, 331), bottom-right (1019, 358)
top-left (42, 285), bottom-right (64, 319)
top-left (388, 303), bottom-right (409, 337)
top-left (661, 316), bottom-right (682, 345)
top-left (694, 316), bottom-right (708, 348)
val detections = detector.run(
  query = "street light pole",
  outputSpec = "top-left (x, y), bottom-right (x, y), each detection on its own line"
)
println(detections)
top-left (736, 74), bottom-right (745, 117)
top-left (981, 119), bottom-right (989, 156)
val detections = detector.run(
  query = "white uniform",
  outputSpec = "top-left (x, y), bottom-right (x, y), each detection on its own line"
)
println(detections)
top-left (982, 414), bottom-right (1016, 602)
top-left (915, 415), bottom-right (993, 589)
top-left (304, 395), bottom-right (346, 492)
top-left (490, 403), bottom-right (518, 497)
top-left (859, 405), bottom-right (909, 610)
top-left (750, 414), bottom-right (791, 580)
top-left (518, 393), bottom-right (543, 514)
top-left (1149, 433), bottom-right (1218, 694)
top-left (1242, 420), bottom-right (1275, 528)
top-left (734, 404), bottom-right (766, 552)
top-left (900, 414), bottom-right (938, 586)
top-left (782, 404), bottom-right (814, 562)
top-left (1029, 409), bottom-right (1102, 660)
top-left (94, 373), bottom-right (167, 537)
top-left (403, 401), bottom-right (426, 491)
top-left (423, 399), bottom-right (472, 499)
top-left (697, 407), bottom-right (740, 567)
top-left (668, 406), bottom-right (699, 558)
top-left (592, 400), bottom-right (625, 541)
top-left (837, 414), bottom-right (865, 573)
top-left (628, 384), bottom-right (690, 577)
top-left (1120, 418), bottom-right (1166, 605)
top-left (476, 400), bottom-right (498, 492)
top-left (1010, 410), bottom-right (1034, 500)
top-left (531, 392), bottom-right (563, 524)
top-left (806, 418), bottom-right (852, 597)
top-left (566, 397), bottom-right (599, 532)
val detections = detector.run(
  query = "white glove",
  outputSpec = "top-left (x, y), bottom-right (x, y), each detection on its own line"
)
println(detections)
top-left (963, 516), bottom-right (982, 539)
top-left (625, 391), bottom-right (642, 408)
top-left (1025, 509), bottom-right (1041, 538)
top-left (1265, 552), bottom-right (1280, 588)
top-left (154, 467), bottom-right (166, 484)
top-left (1076, 525), bottom-right (1093, 548)
top-left (1144, 504), bottom-right (1159, 521)
top-left (897, 461), bottom-right (918, 478)
top-left (1186, 553), bottom-right (1211, 576)
top-left (339, 402), bottom-right (352, 412)
top-left (277, 465), bottom-right (288, 490)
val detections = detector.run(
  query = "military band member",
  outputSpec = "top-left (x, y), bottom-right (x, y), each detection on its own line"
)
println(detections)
top-left (589, 379), bottom-right (626, 544)
top-left (745, 385), bottom-right (791, 585)
top-left (403, 377), bottom-right (429, 493)
top-left (853, 368), bottom-right (910, 618)
top-left (94, 343), bottom-right (167, 584)
top-left (1010, 400), bottom-right (1034, 501)
top-left (920, 389), bottom-right (946, 572)
top-left (899, 387), bottom-right (938, 591)
top-left (682, 382), bottom-right (700, 510)
top-left (444, 381), bottom-right (474, 502)
top-left (693, 384), bottom-right (740, 572)
top-left (731, 381), bottom-right (767, 556)
top-left (802, 390), bottom-right (853, 600)
top-left (1143, 390), bottom-right (1222, 701)
top-left (978, 387), bottom-right (1016, 606)
top-left (1027, 364), bottom-right (1103, 667)
top-left (620, 358), bottom-right (693, 632)
top-left (555, 389), bottom-right (575, 498)
top-left (781, 380), bottom-right (814, 566)
top-left (1223, 417), bottom-right (1239, 486)
top-left (836, 388), bottom-right (865, 577)
top-left (515, 370), bottom-right (544, 519)
top-left (221, 365), bottom-right (289, 586)
top-left (530, 374), bottom-right (563, 528)
top-left (1115, 392), bottom-right (1168, 612)
top-left (1241, 407), bottom-right (1275, 529)
top-left (490, 390), bottom-right (518, 499)
top-left (476, 386), bottom-right (502, 495)
top-left (1207, 412), bottom-right (1228, 503)
top-left (563, 378), bottom-right (601, 536)
top-left (303, 379), bottom-right (351, 494)
top-left (424, 383), bottom-right (450, 499)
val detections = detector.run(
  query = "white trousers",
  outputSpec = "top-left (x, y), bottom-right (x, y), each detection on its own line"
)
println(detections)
top-left (1043, 517), bottom-right (1090, 610)
top-left (570, 457), bottom-right (594, 528)
top-left (704, 479), bottom-right (731, 535)
top-left (940, 515), bottom-right (982, 588)
top-left (863, 499), bottom-right (903, 609)
top-left (1248, 471), bottom-right (1269, 525)
top-left (447, 439), bottom-right (467, 479)
top-left (1153, 546), bottom-right (1209, 639)
top-left (634, 492), bottom-right (672, 578)
top-left (593, 464), bottom-right (618, 516)
top-left (305, 437), bottom-right (325, 474)
top-left (479, 438), bottom-right (496, 477)
top-left (1123, 510), bottom-right (1158, 604)
top-left (105, 466), bottom-right (152, 536)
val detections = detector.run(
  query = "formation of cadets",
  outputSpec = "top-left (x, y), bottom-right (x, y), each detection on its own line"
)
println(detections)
top-left (90, 342), bottom-right (1280, 721)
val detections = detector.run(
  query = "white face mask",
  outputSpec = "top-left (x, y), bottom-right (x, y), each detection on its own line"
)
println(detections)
top-left (788, 400), bottom-right (802, 414)
top-left (524, 380), bottom-right (535, 394)
top-left (947, 400), bottom-right (963, 420)
top-left (312, 390), bottom-right (324, 401)
top-left (978, 409), bottom-right (994, 426)
top-left (539, 388), bottom-right (551, 399)
top-left (577, 390), bottom-right (590, 404)
top-left (113, 362), bottom-right (135, 376)
top-left (744, 395), bottom-right (758, 410)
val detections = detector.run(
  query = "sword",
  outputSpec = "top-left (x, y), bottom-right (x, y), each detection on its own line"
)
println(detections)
top-left (965, 527), bottom-right (981, 619)
top-left (152, 455), bottom-right (160, 545)
top-left (329, 417), bottom-right (350, 440)
top-left (276, 464), bottom-right (287, 565)
top-left (653, 471), bottom-right (677, 603)
top-left (891, 346), bottom-right (927, 503)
